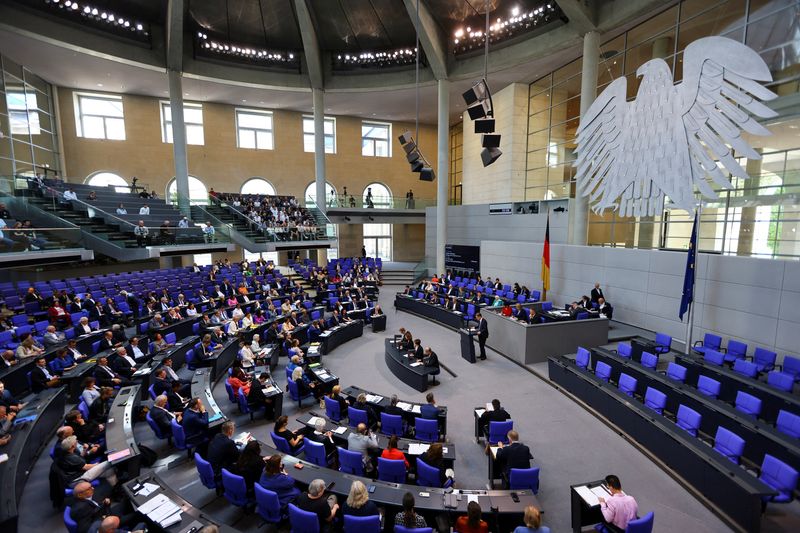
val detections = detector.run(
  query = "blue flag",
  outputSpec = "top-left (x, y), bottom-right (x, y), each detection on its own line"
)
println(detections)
top-left (679, 212), bottom-right (699, 321)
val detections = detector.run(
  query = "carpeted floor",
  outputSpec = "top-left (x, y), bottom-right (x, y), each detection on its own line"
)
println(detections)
top-left (20, 284), bottom-right (800, 532)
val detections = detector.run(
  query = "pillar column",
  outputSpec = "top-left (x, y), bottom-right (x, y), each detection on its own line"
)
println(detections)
top-left (168, 69), bottom-right (190, 214)
top-left (313, 88), bottom-right (327, 213)
top-left (436, 79), bottom-right (449, 275)
top-left (571, 30), bottom-right (599, 245)
top-left (737, 150), bottom-right (763, 255)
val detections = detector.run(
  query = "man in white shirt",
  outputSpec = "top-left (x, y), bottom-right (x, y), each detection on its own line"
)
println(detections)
top-left (202, 222), bottom-right (216, 243)
top-left (139, 204), bottom-right (150, 215)
top-left (63, 188), bottom-right (78, 202)
top-left (126, 337), bottom-right (145, 360)
top-left (178, 217), bottom-right (190, 229)
top-left (116, 205), bottom-right (127, 215)
top-left (0, 219), bottom-right (13, 251)
top-left (134, 221), bottom-right (149, 247)
top-left (43, 325), bottom-right (66, 348)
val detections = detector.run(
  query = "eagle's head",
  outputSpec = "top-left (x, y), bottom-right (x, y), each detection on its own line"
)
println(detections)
top-left (636, 58), bottom-right (671, 79)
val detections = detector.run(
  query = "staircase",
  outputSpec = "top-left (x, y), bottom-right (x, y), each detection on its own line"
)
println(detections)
top-left (28, 196), bottom-right (137, 248)
top-left (380, 262), bottom-right (424, 286)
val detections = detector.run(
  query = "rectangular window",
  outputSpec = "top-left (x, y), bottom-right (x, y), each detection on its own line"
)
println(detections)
top-left (6, 90), bottom-right (40, 135)
top-left (160, 101), bottom-right (204, 145)
top-left (361, 121), bottom-right (391, 157)
top-left (302, 116), bottom-right (335, 153)
top-left (363, 223), bottom-right (392, 261)
top-left (236, 109), bottom-right (274, 150)
top-left (74, 93), bottom-right (125, 140)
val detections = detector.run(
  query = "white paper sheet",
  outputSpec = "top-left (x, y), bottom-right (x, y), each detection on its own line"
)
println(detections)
top-left (575, 485), bottom-right (600, 506)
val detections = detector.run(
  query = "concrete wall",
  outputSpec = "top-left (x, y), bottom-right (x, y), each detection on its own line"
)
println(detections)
top-left (393, 224), bottom-right (425, 262)
top-left (481, 241), bottom-right (800, 362)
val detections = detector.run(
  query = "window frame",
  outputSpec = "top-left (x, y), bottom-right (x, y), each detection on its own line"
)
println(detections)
top-left (302, 115), bottom-right (336, 154)
top-left (235, 108), bottom-right (274, 150)
top-left (160, 101), bottom-right (204, 145)
top-left (361, 120), bottom-right (392, 157)
top-left (6, 88), bottom-right (41, 136)
top-left (73, 92), bottom-right (126, 140)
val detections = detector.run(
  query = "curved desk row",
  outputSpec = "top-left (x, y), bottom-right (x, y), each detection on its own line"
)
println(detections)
top-left (105, 385), bottom-right (143, 479)
top-left (394, 294), bottom-right (467, 330)
top-left (191, 368), bottom-right (227, 431)
top-left (0, 387), bottom-right (67, 530)
top-left (317, 320), bottom-right (363, 355)
top-left (343, 385), bottom-right (448, 438)
top-left (384, 339), bottom-right (439, 393)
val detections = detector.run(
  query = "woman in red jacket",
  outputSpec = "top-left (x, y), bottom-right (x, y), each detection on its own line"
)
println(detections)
top-left (380, 435), bottom-right (409, 469)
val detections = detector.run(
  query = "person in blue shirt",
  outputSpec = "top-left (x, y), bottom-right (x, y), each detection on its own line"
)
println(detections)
top-left (420, 392), bottom-right (440, 420)
top-left (513, 506), bottom-right (550, 533)
top-left (49, 348), bottom-right (77, 374)
top-left (182, 397), bottom-right (210, 447)
top-left (259, 454), bottom-right (300, 508)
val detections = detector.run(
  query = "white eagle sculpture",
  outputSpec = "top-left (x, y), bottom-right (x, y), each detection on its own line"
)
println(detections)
top-left (574, 36), bottom-right (777, 217)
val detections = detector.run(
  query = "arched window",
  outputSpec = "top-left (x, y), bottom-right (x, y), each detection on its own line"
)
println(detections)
top-left (304, 181), bottom-right (337, 208)
top-left (363, 182), bottom-right (392, 209)
top-left (241, 178), bottom-right (276, 196)
top-left (86, 172), bottom-right (129, 193)
top-left (166, 175), bottom-right (208, 205)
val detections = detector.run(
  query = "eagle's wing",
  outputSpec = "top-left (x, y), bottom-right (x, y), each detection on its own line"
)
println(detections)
top-left (574, 76), bottom-right (628, 213)
top-left (680, 36), bottom-right (777, 199)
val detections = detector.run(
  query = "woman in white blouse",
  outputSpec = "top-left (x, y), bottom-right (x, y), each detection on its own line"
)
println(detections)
top-left (241, 312), bottom-right (253, 328)
top-left (239, 341), bottom-right (256, 368)
top-left (226, 318), bottom-right (240, 336)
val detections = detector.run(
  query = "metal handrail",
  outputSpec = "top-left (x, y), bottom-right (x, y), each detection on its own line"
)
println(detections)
top-left (213, 196), bottom-right (336, 241)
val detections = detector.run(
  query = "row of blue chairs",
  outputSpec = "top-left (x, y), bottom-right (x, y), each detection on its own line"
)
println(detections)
top-left (694, 333), bottom-right (798, 378)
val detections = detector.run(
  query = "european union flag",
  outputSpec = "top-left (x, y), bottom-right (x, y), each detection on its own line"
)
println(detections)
top-left (679, 212), bottom-right (699, 321)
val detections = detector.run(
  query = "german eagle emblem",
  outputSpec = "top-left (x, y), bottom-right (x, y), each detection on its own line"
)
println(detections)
top-left (574, 37), bottom-right (777, 217)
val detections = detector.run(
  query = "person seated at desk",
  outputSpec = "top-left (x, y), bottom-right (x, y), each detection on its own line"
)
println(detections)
top-left (327, 385), bottom-right (349, 416)
top-left (402, 285), bottom-right (412, 295)
top-left (287, 354), bottom-right (303, 374)
top-left (150, 395), bottom-right (181, 436)
top-left (297, 478), bottom-right (339, 532)
top-left (347, 423), bottom-right (381, 473)
top-left (288, 339), bottom-right (305, 361)
top-left (395, 491), bottom-right (429, 529)
top-left (247, 372), bottom-right (276, 420)
top-left (420, 442), bottom-right (453, 486)
top-left (43, 325), bottom-right (67, 348)
top-left (207, 420), bottom-right (240, 478)
top-left (568, 302), bottom-right (582, 319)
top-left (423, 346), bottom-right (439, 372)
top-left (17, 335), bottom-right (45, 359)
top-left (94, 357), bottom-right (126, 387)
top-left (69, 480), bottom-right (135, 533)
top-left (274, 415), bottom-right (305, 453)
top-left (409, 338), bottom-right (424, 360)
top-left (597, 475), bottom-right (638, 533)
top-left (125, 336), bottom-right (146, 361)
top-left (164, 306), bottom-right (183, 324)
top-left (65, 408), bottom-right (103, 444)
top-left (209, 326), bottom-right (226, 345)
top-left (0, 380), bottom-right (23, 412)
top-left (152, 370), bottom-right (172, 397)
top-left (50, 348), bottom-right (78, 374)
top-left (259, 454), bottom-right (301, 508)
top-left (96, 331), bottom-right (119, 353)
top-left (31, 356), bottom-right (61, 393)
top-left (0, 350), bottom-right (17, 369)
top-left (514, 506), bottom-right (550, 533)
top-left (580, 295), bottom-right (593, 309)
top-left (479, 398), bottom-right (511, 437)
top-left (340, 309), bottom-right (354, 324)
top-left (428, 291), bottom-right (439, 305)
top-left (384, 394), bottom-right (405, 419)
top-left (147, 313), bottom-right (165, 331)
top-left (291, 366), bottom-right (322, 399)
top-left (228, 367), bottom-right (251, 397)
top-left (513, 303), bottom-right (528, 321)
top-left (233, 439), bottom-right (265, 494)
top-left (445, 297), bottom-right (459, 311)
top-left (198, 334), bottom-right (222, 360)
top-left (111, 347), bottom-right (137, 379)
top-left (526, 307), bottom-right (543, 325)
top-left (0, 405), bottom-right (15, 446)
top-left (381, 435), bottom-right (409, 469)
top-left (420, 392), bottom-right (440, 420)
top-left (597, 297), bottom-right (613, 319)
top-left (455, 501), bottom-right (490, 533)
top-left (341, 480), bottom-right (380, 518)
top-left (182, 397), bottom-right (210, 448)
top-left (167, 380), bottom-right (189, 412)
top-left (307, 417), bottom-right (336, 457)
top-left (80, 377), bottom-right (101, 407)
top-left (88, 387), bottom-right (113, 425)
top-left (501, 304), bottom-right (513, 317)
top-left (474, 290), bottom-right (485, 304)
top-left (371, 304), bottom-right (384, 318)
top-left (495, 430), bottom-right (532, 488)
top-left (349, 392), bottom-right (378, 429)
top-left (238, 340), bottom-right (257, 368)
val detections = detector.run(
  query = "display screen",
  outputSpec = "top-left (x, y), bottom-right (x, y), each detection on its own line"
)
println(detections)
top-left (445, 244), bottom-right (480, 273)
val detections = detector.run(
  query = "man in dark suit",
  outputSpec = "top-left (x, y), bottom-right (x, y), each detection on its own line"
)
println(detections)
top-left (182, 397), bottom-right (210, 447)
top-left (111, 347), bottom-right (137, 379)
top-left (206, 420), bottom-right (239, 476)
top-left (88, 387), bottom-right (113, 425)
top-left (513, 303), bottom-right (528, 322)
top-left (220, 279), bottom-right (234, 297)
top-left (69, 481), bottom-right (113, 533)
top-left (152, 369), bottom-right (171, 397)
top-left (122, 290), bottom-right (140, 318)
top-left (591, 282), bottom-right (604, 304)
top-left (478, 398), bottom-right (511, 437)
top-left (150, 395), bottom-right (180, 436)
top-left (597, 297), bottom-right (613, 319)
top-left (94, 357), bottom-right (129, 387)
top-left (99, 331), bottom-right (119, 352)
top-left (422, 347), bottom-right (439, 372)
top-left (30, 356), bottom-right (60, 393)
top-left (475, 311), bottom-right (488, 360)
top-left (420, 392), bottom-right (440, 420)
top-left (383, 394), bottom-right (405, 417)
top-left (495, 430), bottom-right (532, 487)
top-left (167, 380), bottom-right (189, 412)
top-left (247, 373), bottom-right (275, 419)
top-left (82, 294), bottom-right (97, 312)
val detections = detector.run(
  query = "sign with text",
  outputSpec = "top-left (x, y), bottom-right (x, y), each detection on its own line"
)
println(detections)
top-left (445, 244), bottom-right (480, 273)
top-left (489, 203), bottom-right (513, 215)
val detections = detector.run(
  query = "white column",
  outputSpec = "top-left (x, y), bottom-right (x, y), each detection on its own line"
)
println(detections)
top-left (168, 69), bottom-right (190, 214)
top-left (436, 79), bottom-right (449, 275)
top-left (313, 88), bottom-right (327, 213)
top-left (571, 31), bottom-right (599, 245)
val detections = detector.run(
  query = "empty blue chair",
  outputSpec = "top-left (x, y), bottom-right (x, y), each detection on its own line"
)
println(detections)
top-left (725, 340), bottom-right (748, 363)
top-left (653, 333), bottom-right (672, 355)
top-left (509, 467), bottom-right (540, 494)
top-left (254, 485), bottom-right (282, 526)
top-left (576, 311), bottom-right (589, 320)
top-left (381, 412), bottom-right (404, 436)
top-left (704, 349), bottom-right (725, 367)
top-left (415, 418), bottom-right (438, 442)
top-left (694, 333), bottom-right (722, 355)
top-left (287, 378), bottom-right (313, 407)
top-left (146, 411), bottom-right (170, 441)
top-left (697, 375), bottom-right (721, 399)
top-left (618, 373), bottom-right (638, 397)
top-left (344, 514), bottom-right (381, 533)
top-left (644, 387), bottom-right (667, 415)
top-left (288, 503), bottom-right (320, 533)
top-left (733, 359), bottom-right (758, 378)
top-left (714, 426), bottom-right (746, 464)
top-left (753, 347), bottom-right (777, 373)
top-left (63, 506), bottom-right (77, 533)
top-left (416, 457), bottom-right (445, 487)
top-left (782, 355), bottom-right (800, 382)
top-left (77, 401), bottom-right (90, 420)
top-left (348, 407), bottom-right (368, 428)
top-left (760, 454), bottom-right (799, 505)
top-left (224, 381), bottom-right (236, 403)
top-left (221, 468), bottom-right (250, 507)
top-left (164, 332), bottom-right (177, 344)
top-left (641, 351), bottom-right (658, 371)
top-left (338, 447), bottom-right (364, 476)
top-left (665, 362), bottom-right (687, 383)
top-left (675, 405), bottom-right (702, 437)
top-left (325, 399), bottom-right (342, 422)
top-left (776, 410), bottom-right (800, 439)
top-left (541, 301), bottom-right (553, 311)
top-left (394, 527), bottom-right (433, 533)
top-left (617, 343), bottom-right (632, 359)
top-left (91, 340), bottom-right (102, 354)
top-left (595, 361), bottom-right (612, 382)
top-left (195, 453), bottom-right (218, 491)
top-left (303, 439), bottom-right (330, 467)
top-left (735, 391), bottom-right (762, 419)
top-left (488, 420), bottom-right (514, 445)
top-left (185, 349), bottom-right (196, 370)
top-left (626, 511), bottom-right (654, 533)
top-left (148, 384), bottom-right (157, 400)
top-left (378, 457), bottom-right (406, 483)
top-left (576, 347), bottom-right (590, 369)
top-left (767, 370), bottom-right (794, 392)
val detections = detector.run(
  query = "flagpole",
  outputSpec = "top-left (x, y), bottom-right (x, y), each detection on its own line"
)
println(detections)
top-left (684, 204), bottom-right (702, 354)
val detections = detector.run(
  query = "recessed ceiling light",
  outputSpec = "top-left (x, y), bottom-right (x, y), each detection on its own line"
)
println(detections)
top-left (242, 99), bottom-right (247, 102)
top-left (97, 83), bottom-right (103, 87)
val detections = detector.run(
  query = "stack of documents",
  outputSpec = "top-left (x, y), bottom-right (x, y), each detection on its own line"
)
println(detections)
top-left (365, 394), bottom-right (383, 403)
top-left (308, 416), bottom-right (322, 426)
top-left (333, 426), bottom-right (348, 434)
top-left (407, 443), bottom-right (430, 455)
top-left (137, 493), bottom-right (182, 527)
top-left (396, 402), bottom-right (412, 411)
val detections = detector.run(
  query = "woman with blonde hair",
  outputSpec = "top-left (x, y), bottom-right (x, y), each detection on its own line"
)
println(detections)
top-left (16, 336), bottom-right (43, 359)
top-left (513, 505), bottom-right (550, 533)
top-left (341, 480), bottom-right (380, 517)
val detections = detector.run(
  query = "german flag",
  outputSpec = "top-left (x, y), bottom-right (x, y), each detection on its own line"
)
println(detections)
top-left (542, 213), bottom-right (550, 292)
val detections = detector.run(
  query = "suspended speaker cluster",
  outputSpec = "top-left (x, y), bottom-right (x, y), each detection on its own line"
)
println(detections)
top-left (398, 131), bottom-right (435, 182)
top-left (463, 79), bottom-right (502, 167)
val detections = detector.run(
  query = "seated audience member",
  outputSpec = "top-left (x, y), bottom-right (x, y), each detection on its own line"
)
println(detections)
top-left (16, 335), bottom-right (44, 359)
top-left (111, 346), bottom-right (137, 378)
top-left (327, 385), bottom-right (348, 416)
top-left (69, 480), bottom-right (137, 533)
top-left (346, 423), bottom-right (380, 472)
top-left (80, 377), bottom-right (100, 407)
top-left (455, 501), bottom-right (490, 533)
top-left (227, 367), bottom-right (251, 397)
top-left (478, 398), bottom-right (511, 437)
top-left (0, 350), bottom-right (17, 369)
top-left (150, 395), bottom-right (181, 436)
top-left (348, 392), bottom-right (377, 429)
top-left (514, 506), bottom-right (550, 533)
top-left (273, 415), bottom-right (305, 453)
top-left (74, 317), bottom-right (95, 337)
top-left (423, 346), bottom-right (439, 371)
top-left (380, 435), bottom-right (409, 469)
top-left (495, 430), bottom-right (532, 487)
top-left (167, 380), bottom-right (189, 411)
top-left (151, 332), bottom-right (169, 352)
top-left (0, 405), bottom-right (15, 446)
top-left (420, 442), bottom-right (453, 486)
top-left (259, 454), bottom-right (301, 508)
top-left (43, 325), bottom-right (67, 347)
top-left (126, 336), bottom-right (146, 360)
top-left (410, 338), bottom-right (424, 360)
top-left (383, 394), bottom-right (405, 418)
top-left (513, 303), bottom-right (528, 321)
top-left (247, 372), bottom-right (276, 419)
top-left (420, 392), bottom-right (440, 420)
top-left (57, 436), bottom-right (116, 486)
top-left (94, 357), bottom-right (128, 387)
top-left (0, 380), bottom-right (23, 412)
top-left (307, 417), bottom-right (336, 457)
top-left (395, 491), bottom-right (428, 528)
top-left (296, 478), bottom-right (339, 531)
top-left (89, 387), bottom-right (114, 425)
top-left (234, 439), bottom-right (265, 492)
top-left (50, 348), bottom-right (78, 374)
top-left (182, 397), bottom-right (210, 447)
top-left (207, 421), bottom-right (239, 476)
top-left (291, 366), bottom-right (321, 399)
top-left (597, 297), bottom-right (613, 319)
top-left (597, 474), bottom-right (638, 532)
top-left (30, 356), bottom-right (60, 393)
top-left (341, 480), bottom-right (379, 517)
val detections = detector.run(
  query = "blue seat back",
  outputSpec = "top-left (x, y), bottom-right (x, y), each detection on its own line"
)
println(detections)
top-left (165, 332), bottom-right (177, 344)
top-left (224, 381), bottom-right (236, 403)
top-left (665, 362), bottom-right (687, 383)
top-left (626, 511), bottom-right (654, 533)
top-left (348, 407), bottom-right (368, 428)
top-left (704, 349), bottom-right (725, 366)
top-left (509, 467), bottom-right (540, 494)
top-left (255, 484), bottom-right (282, 524)
top-left (644, 387), bottom-right (667, 415)
top-left (270, 431), bottom-right (292, 454)
top-left (171, 419), bottom-right (188, 450)
top-left (641, 351), bottom-right (658, 370)
top-left (303, 439), bottom-right (328, 467)
top-left (654, 333), bottom-right (672, 353)
top-left (699, 333), bottom-right (722, 353)
top-left (488, 420), bottom-right (513, 445)
top-left (416, 457), bottom-right (443, 487)
top-left (753, 347), bottom-right (777, 372)
top-left (783, 355), bottom-right (800, 380)
top-left (541, 301), bottom-right (553, 311)
top-left (221, 468), bottom-right (249, 507)
top-left (713, 427), bottom-right (745, 464)
top-left (776, 410), bottom-right (800, 439)
top-left (146, 411), bottom-right (168, 440)
top-left (576, 347), bottom-right (590, 369)
top-left (185, 349), bottom-right (196, 370)
top-left (338, 446), bottom-right (364, 476)
top-left (63, 506), bottom-right (77, 533)
top-left (378, 457), bottom-right (406, 483)
top-left (617, 343), bottom-right (632, 358)
top-left (78, 401), bottom-right (90, 419)
top-left (343, 514), bottom-right (381, 533)
top-left (726, 340), bottom-right (748, 362)
top-left (618, 373), bottom-right (638, 397)
top-left (415, 418), bottom-right (438, 442)
top-left (595, 361), bottom-right (612, 382)
top-left (395, 527), bottom-right (433, 533)
top-left (675, 405), bottom-right (702, 437)
top-left (148, 384), bottom-right (157, 400)
top-left (576, 311), bottom-right (589, 320)
top-left (733, 359), bottom-right (758, 378)
top-left (194, 453), bottom-right (218, 490)
top-left (380, 413), bottom-right (404, 436)
top-left (760, 454), bottom-right (800, 503)
top-left (697, 375), bottom-right (721, 398)
top-left (237, 389), bottom-right (250, 414)
top-left (288, 503), bottom-right (321, 533)
top-left (735, 391), bottom-right (762, 418)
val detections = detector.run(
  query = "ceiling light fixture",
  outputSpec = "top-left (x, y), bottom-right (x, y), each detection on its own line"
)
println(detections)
top-left (451, 2), bottom-right (562, 54)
